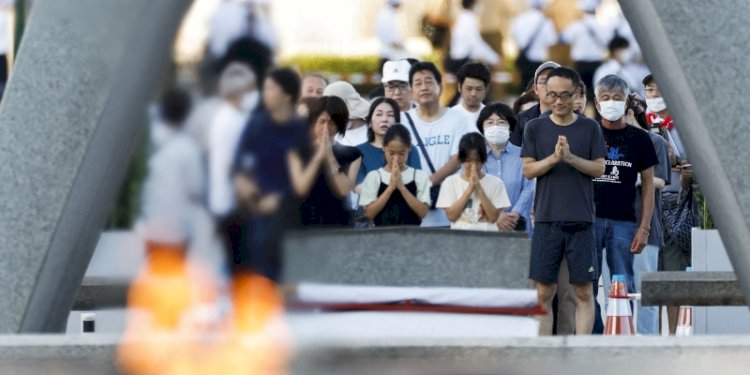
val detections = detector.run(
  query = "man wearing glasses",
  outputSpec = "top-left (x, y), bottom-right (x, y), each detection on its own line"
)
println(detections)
top-left (511, 61), bottom-right (561, 146)
top-left (521, 67), bottom-right (606, 335)
top-left (382, 60), bottom-right (416, 113)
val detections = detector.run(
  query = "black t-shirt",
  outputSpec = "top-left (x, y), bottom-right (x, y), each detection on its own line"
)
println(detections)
top-left (233, 111), bottom-right (308, 194)
top-left (594, 124), bottom-right (659, 221)
top-left (521, 115), bottom-right (607, 222)
top-left (299, 143), bottom-right (362, 227)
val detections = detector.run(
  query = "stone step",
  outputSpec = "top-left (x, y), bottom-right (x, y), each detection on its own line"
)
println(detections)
top-left (641, 271), bottom-right (747, 306)
top-left (282, 227), bottom-right (532, 289)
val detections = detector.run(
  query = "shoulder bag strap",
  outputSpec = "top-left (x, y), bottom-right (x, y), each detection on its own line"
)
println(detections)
top-left (583, 18), bottom-right (606, 49)
top-left (404, 112), bottom-right (437, 174)
top-left (522, 15), bottom-right (548, 56)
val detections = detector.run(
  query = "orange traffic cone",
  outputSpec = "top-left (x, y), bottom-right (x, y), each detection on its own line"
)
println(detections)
top-left (676, 267), bottom-right (694, 336)
top-left (604, 274), bottom-right (635, 336)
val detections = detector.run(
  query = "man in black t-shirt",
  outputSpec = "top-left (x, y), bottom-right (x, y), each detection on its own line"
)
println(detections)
top-left (590, 75), bottom-right (658, 334)
top-left (521, 67), bottom-right (606, 335)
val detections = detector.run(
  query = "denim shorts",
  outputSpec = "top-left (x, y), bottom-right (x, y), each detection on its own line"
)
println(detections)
top-left (530, 222), bottom-right (598, 284)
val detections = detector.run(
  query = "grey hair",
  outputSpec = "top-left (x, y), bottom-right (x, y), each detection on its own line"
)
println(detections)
top-left (219, 62), bottom-right (256, 98)
top-left (595, 74), bottom-right (630, 98)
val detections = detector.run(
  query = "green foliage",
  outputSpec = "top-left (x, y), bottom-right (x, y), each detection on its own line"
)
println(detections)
top-left (281, 54), bottom-right (441, 76)
top-left (282, 55), bottom-right (380, 75)
top-left (694, 184), bottom-right (715, 229)
top-left (106, 135), bottom-right (148, 229)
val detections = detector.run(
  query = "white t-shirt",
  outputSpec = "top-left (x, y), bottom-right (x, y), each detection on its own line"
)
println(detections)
top-left (138, 132), bottom-right (205, 243)
top-left (405, 107), bottom-right (469, 227)
top-left (207, 102), bottom-right (249, 216)
top-left (436, 173), bottom-right (511, 232)
top-left (405, 108), bottom-right (469, 172)
top-left (335, 125), bottom-right (369, 147)
top-left (451, 102), bottom-right (484, 134)
top-left (358, 167), bottom-right (432, 207)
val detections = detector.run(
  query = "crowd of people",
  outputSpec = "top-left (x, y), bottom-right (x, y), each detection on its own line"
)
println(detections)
top-left (137, 0), bottom-right (697, 337)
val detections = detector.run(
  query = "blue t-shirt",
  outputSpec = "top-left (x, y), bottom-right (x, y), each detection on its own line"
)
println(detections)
top-left (356, 142), bottom-right (422, 184)
top-left (233, 111), bottom-right (308, 194)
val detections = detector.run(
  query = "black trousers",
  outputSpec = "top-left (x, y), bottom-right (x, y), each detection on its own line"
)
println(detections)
top-left (516, 56), bottom-right (542, 93)
top-left (574, 60), bottom-right (603, 101)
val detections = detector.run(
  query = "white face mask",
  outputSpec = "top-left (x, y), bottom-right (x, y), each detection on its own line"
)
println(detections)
top-left (484, 126), bottom-right (510, 145)
top-left (646, 97), bottom-right (667, 113)
top-left (597, 100), bottom-right (626, 121)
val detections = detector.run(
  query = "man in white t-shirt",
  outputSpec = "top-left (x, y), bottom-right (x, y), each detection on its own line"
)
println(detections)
top-left (451, 62), bottom-right (491, 133)
top-left (324, 81), bottom-right (370, 147)
top-left (404, 62), bottom-right (470, 227)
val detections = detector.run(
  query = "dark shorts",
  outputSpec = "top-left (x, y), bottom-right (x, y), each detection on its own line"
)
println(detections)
top-left (530, 222), bottom-right (598, 285)
top-left (658, 241), bottom-right (691, 271)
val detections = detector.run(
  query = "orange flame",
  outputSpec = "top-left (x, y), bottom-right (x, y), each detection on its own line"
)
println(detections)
top-left (117, 242), bottom-right (291, 375)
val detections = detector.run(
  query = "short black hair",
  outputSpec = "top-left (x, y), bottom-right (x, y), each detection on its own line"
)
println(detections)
top-left (409, 61), bottom-right (442, 87)
top-left (608, 35), bottom-right (630, 55)
top-left (512, 90), bottom-right (538, 114)
top-left (267, 67), bottom-right (302, 104)
top-left (545, 67), bottom-right (581, 90)
top-left (383, 123), bottom-right (412, 148)
top-left (577, 80), bottom-right (588, 97)
top-left (406, 58), bottom-right (420, 66)
top-left (456, 61), bottom-right (491, 87)
top-left (458, 132), bottom-right (488, 164)
top-left (642, 73), bottom-right (656, 86)
top-left (462, 0), bottom-right (476, 10)
top-left (219, 37), bottom-right (273, 83)
top-left (476, 102), bottom-right (517, 134)
top-left (160, 87), bottom-right (192, 126)
top-left (366, 97), bottom-right (401, 142)
top-left (308, 96), bottom-right (349, 136)
top-left (627, 93), bottom-right (650, 131)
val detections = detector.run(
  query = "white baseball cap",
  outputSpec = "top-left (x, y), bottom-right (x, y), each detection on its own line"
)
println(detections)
top-left (534, 61), bottom-right (561, 83)
top-left (381, 60), bottom-right (411, 84)
top-left (323, 81), bottom-right (370, 120)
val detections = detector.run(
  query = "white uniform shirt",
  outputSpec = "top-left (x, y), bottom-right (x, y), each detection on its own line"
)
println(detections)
top-left (510, 9), bottom-right (558, 62)
top-left (562, 14), bottom-right (611, 62)
top-left (0, 1), bottom-right (13, 55)
top-left (207, 102), bottom-right (249, 217)
top-left (593, 60), bottom-right (644, 95)
top-left (375, 6), bottom-right (408, 60)
top-left (450, 10), bottom-right (500, 65)
top-left (208, 2), bottom-right (249, 59)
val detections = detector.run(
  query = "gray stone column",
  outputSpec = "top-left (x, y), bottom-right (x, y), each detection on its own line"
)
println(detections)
top-left (619, 0), bottom-right (750, 307)
top-left (0, 0), bottom-right (191, 332)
